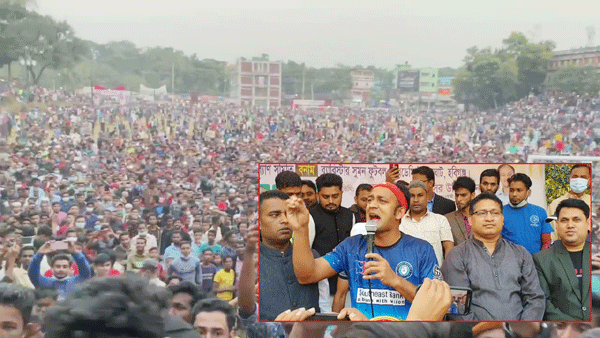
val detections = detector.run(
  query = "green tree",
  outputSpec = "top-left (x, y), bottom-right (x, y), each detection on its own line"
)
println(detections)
top-left (0, 2), bottom-right (28, 79)
top-left (101, 40), bottom-right (143, 76)
top-left (7, 12), bottom-right (86, 85)
top-left (544, 64), bottom-right (600, 94)
top-left (502, 32), bottom-right (555, 96)
top-left (454, 32), bottom-right (555, 109)
top-left (453, 48), bottom-right (518, 109)
top-left (0, 0), bottom-right (37, 8)
top-left (438, 67), bottom-right (457, 77)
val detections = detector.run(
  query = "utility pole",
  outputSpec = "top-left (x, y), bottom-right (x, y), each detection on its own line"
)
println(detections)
top-left (172, 62), bottom-right (175, 102)
top-left (301, 64), bottom-right (305, 100)
top-left (90, 70), bottom-right (94, 105)
top-left (91, 50), bottom-right (97, 106)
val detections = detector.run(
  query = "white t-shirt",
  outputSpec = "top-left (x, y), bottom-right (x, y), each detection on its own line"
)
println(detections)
top-left (350, 222), bottom-right (367, 237)
top-left (132, 233), bottom-right (158, 252)
top-left (400, 212), bottom-right (454, 265)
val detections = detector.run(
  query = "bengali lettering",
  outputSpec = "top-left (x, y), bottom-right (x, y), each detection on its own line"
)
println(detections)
top-left (297, 164), bottom-right (317, 177)
top-left (447, 166), bottom-right (458, 178)
top-left (260, 165), bottom-right (271, 176)
top-left (273, 164), bottom-right (295, 174)
top-left (400, 165), bottom-right (414, 178)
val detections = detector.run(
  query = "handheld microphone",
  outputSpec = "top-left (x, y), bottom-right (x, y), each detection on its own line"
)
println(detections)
top-left (365, 220), bottom-right (378, 255)
top-left (364, 220), bottom-right (378, 319)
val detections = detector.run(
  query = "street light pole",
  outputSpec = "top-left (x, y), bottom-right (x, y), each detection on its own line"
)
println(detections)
top-left (91, 50), bottom-right (98, 105)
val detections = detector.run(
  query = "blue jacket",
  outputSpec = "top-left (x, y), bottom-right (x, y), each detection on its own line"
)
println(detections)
top-left (85, 214), bottom-right (99, 229)
top-left (28, 252), bottom-right (91, 299)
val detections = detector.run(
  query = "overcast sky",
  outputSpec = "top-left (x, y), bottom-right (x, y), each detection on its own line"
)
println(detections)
top-left (36, 0), bottom-right (600, 70)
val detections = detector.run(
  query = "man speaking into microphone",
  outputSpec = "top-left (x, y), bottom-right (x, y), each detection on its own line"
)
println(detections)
top-left (287, 182), bottom-right (440, 321)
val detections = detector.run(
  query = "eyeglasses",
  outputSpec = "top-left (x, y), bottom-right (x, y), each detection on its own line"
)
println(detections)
top-left (472, 210), bottom-right (502, 218)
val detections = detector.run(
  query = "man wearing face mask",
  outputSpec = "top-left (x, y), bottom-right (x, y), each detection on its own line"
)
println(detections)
top-left (501, 173), bottom-right (554, 255)
top-left (74, 215), bottom-right (87, 230)
top-left (28, 240), bottom-right (91, 300)
top-left (547, 164), bottom-right (591, 242)
top-left (59, 193), bottom-right (72, 213)
top-left (84, 201), bottom-right (98, 229)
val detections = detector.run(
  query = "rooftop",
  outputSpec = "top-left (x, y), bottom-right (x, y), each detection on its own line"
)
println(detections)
top-left (554, 46), bottom-right (600, 56)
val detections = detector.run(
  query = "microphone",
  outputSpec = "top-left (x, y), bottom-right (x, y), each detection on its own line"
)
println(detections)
top-left (365, 220), bottom-right (378, 255)
top-left (364, 220), bottom-right (378, 319)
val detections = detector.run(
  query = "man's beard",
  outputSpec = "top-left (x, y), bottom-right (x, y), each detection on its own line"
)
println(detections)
top-left (323, 204), bottom-right (339, 213)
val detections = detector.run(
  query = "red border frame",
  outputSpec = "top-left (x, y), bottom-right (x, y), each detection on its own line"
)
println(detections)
top-left (256, 162), bottom-right (594, 324)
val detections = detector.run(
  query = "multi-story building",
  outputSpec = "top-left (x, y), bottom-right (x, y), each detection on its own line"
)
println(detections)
top-left (350, 69), bottom-right (374, 102)
top-left (418, 67), bottom-right (438, 94)
top-left (437, 77), bottom-right (453, 100)
top-left (548, 46), bottom-right (600, 73)
top-left (231, 56), bottom-right (282, 108)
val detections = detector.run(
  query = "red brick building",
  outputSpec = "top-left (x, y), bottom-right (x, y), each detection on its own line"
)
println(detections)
top-left (232, 57), bottom-right (282, 108)
top-left (350, 70), bottom-right (374, 103)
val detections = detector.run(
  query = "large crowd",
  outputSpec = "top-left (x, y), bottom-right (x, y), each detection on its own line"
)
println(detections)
top-left (0, 81), bottom-right (599, 338)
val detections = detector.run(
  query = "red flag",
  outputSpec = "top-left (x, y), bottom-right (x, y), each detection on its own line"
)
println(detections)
top-left (113, 86), bottom-right (125, 91)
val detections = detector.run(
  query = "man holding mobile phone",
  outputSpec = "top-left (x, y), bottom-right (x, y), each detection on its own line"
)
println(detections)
top-left (27, 240), bottom-right (91, 300)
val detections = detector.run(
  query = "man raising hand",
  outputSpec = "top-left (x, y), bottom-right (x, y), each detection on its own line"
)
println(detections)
top-left (287, 183), bottom-right (439, 321)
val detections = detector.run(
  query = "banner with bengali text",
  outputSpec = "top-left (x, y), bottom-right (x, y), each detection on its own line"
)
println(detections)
top-left (259, 163), bottom-right (547, 210)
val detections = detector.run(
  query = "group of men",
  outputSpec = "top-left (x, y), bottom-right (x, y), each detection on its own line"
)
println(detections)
top-left (259, 164), bottom-right (592, 322)
top-left (0, 215), bottom-right (266, 338)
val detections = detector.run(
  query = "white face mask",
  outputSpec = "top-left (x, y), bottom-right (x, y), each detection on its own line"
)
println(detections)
top-left (509, 199), bottom-right (528, 209)
top-left (86, 207), bottom-right (94, 213)
top-left (570, 178), bottom-right (589, 194)
top-left (75, 222), bottom-right (85, 229)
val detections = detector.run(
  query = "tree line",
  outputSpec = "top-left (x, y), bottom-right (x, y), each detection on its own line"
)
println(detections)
top-left (453, 32), bottom-right (600, 109)
top-left (1, 1), bottom-right (599, 106)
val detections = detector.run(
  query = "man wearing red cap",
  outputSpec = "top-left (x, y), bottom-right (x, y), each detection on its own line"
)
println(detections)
top-left (287, 182), bottom-right (439, 321)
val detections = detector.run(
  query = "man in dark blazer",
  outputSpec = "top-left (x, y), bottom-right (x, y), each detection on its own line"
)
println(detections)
top-left (533, 198), bottom-right (591, 321)
top-left (445, 176), bottom-right (476, 246)
top-left (412, 166), bottom-right (456, 215)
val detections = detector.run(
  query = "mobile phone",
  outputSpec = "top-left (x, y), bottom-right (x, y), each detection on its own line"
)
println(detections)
top-left (21, 236), bottom-right (34, 246)
top-left (49, 240), bottom-right (69, 251)
top-left (305, 313), bottom-right (351, 321)
top-left (415, 285), bottom-right (472, 315)
top-left (389, 164), bottom-right (399, 169)
top-left (448, 286), bottom-right (472, 315)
